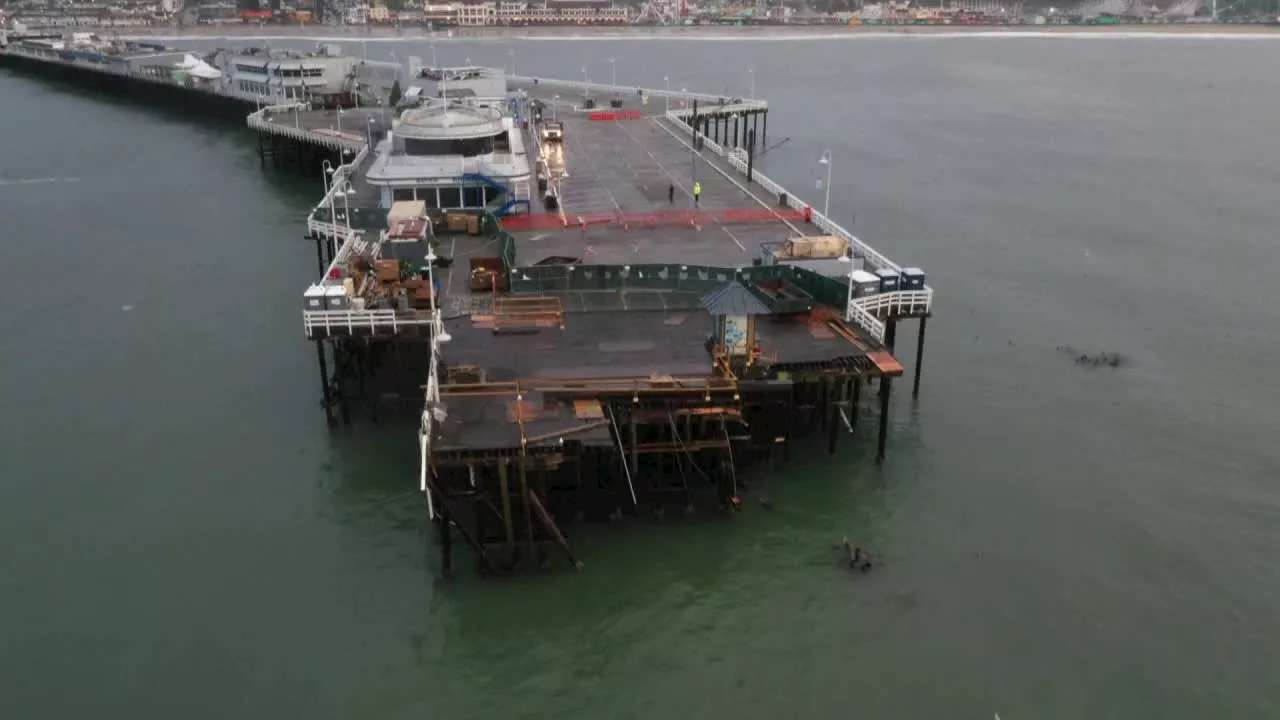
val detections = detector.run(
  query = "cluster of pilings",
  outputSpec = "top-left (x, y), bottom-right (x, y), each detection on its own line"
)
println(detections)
top-left (0, 50), bottom-right (257, 121)
top-left (688, 99), bottom-right (768, 153)
top-left (315, 336), bottom-right (436, 426)
top-left (425, 357), bottom-right (923, 575)
top-left (256, 131), bottom-right (345, 175)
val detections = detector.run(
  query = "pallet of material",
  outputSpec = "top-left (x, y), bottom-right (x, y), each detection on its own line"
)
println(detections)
top-left (782, 235), bottom-right (848, 259)
top-left (374, 258), bottom-right (402, 282)
top-left (388, 200), bottom-right (427, 223)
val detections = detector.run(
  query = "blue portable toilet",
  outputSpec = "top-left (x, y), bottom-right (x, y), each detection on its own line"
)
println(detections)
top-left (901, 267), bottom-right (926, 291)
top-left (874, 267), bottom-right (900, 293)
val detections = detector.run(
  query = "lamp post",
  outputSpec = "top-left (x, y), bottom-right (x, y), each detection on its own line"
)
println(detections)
top-left (839, 250), bottom-right (855, 321)
top-left (818, 149), bottom-right (832, 218)
top-left (688, 87), bottom-right (697, 188)
top-left (582, 66), bottom-right (589, 100)
top-left (609, 57), bottom-right (616, 87)
top-left (338, 182), bottom-right (352, 227)
top-left (508, 48), bottom-right (516, 76)
top-left (325, 162), bottom-right (338, 247)
top-left (423, 244), bottom-right (451, 399)
top-left (552, 93), bottom-right (559, 121)
top-left (748, 67), bottom-right (754, 99)
top-left (663, 75), bottom-right (669, 113)
top-left (420, 243), bottom-right (451, 520)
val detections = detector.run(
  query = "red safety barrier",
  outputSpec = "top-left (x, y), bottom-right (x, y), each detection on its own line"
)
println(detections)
top-left (588, 110), bottom-right (645, 121)
top-left (498, 208), bottom-right (807, 233)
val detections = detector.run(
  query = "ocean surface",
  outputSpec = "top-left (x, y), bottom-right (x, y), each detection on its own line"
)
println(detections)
top-left (2, 35), bottom-right (1279, 719)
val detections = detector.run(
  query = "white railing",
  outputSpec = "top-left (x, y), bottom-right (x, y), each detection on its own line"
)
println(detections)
top-left (303, 308), bottom-right (437, 336)
top-left (668, 107), bottom-right (902, 274)
top-left (507, 73), bottom-right (769, 108)
top-left (852, 289), bottom-right (934, 319)
top-left (247, 103), bottom-right (368, 152)
top-left (847, 303), bottom-right (887, 342)
top-left (306, 143), bottom-right (371, 237)
top-left (662, 106), bottom-right (934, 338)
top-left (681, 100), bottom-right (770, 116)
top-left (844, 289), bottom-right (934, 342)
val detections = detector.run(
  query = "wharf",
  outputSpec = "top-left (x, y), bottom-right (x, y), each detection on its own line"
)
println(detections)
top-left (285, 73), bottom-right (933, 574)
top-left (249, 105), bottom-right (388, 156)
top-left (0, 33), bottom-right (256, 118)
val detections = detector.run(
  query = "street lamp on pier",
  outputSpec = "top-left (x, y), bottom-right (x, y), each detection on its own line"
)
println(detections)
top-left (818, 149), bottom-right (832, 219)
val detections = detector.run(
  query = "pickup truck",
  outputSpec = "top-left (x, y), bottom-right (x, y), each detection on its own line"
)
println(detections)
top-left (540, 121), bottom-right (564, 143)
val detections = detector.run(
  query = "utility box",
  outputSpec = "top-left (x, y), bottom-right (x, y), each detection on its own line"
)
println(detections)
top-left (325, 284), bottom-right (350, 311)
top-left (304, 284), bottom-right (327, 311)
top-left (874, 268), bottom-right (901, 293)
top-left (901, 267), bottom-right (926, 291)
top-left (850, 270), bottom-right (880, 298)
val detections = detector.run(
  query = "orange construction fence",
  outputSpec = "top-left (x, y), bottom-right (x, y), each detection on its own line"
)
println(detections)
top-left (498, 207), bottom-right (809, 233)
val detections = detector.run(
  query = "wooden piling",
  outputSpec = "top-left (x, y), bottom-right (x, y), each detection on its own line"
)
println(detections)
top-left (314, 339), bottom-right (334, 427)
top-left (913, 317), bottom-right (927, 398)
top-left (438, 504), bottom-right (453, 576)
top-left (876, 377), bottom-right (892, 464)
top-left (498, 459), bottom-right (515, 555)
top-left (528, 489), bottom-right (581, 570)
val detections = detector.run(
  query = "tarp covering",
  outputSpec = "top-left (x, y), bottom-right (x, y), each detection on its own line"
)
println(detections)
top-left (176, 53), bottom-right (222, 80)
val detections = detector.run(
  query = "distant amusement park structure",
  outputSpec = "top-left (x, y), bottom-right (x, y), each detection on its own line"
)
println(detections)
top-left (634, 0), bottom-right (691, 24)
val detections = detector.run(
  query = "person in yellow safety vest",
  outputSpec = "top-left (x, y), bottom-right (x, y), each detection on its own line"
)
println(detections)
top-left (693, 181), bottom-right (702, 208)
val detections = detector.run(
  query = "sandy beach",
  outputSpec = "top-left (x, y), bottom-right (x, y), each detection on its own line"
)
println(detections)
top-left (111, 21), bottom-right (1280, 42)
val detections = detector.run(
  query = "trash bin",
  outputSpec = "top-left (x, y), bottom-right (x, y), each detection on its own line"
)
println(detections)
top-left (778, 191), bottom-right (788, 207)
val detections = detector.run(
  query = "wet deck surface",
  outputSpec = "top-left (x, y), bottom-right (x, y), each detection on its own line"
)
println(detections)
top-left (511, 86), bottom-right (807, 267)
top-left (432, 307), bottom-right (889, 450)
top-left (262, 106), bottom-right (388, 147)
top-left (439, 308), bottom-right (885, 381)
top-left (299, 82), bottom-right (853, 337)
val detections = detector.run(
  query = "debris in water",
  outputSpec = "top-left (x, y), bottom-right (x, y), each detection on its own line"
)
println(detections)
top-left (1056, 345), bottom-right (1127, 369)
top-left (836, 537), bottom-right (875, 574)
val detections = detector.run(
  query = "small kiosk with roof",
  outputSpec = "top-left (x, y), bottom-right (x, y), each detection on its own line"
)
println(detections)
top-left (701, 280), bottom-right (771, 378)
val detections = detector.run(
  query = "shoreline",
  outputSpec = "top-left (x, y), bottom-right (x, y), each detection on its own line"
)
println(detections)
top-left (86, 23), bottom-right (1280, 41)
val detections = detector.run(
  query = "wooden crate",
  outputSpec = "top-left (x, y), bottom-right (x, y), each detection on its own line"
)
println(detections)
top-left (374, 258), bottom-right (401, 282)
